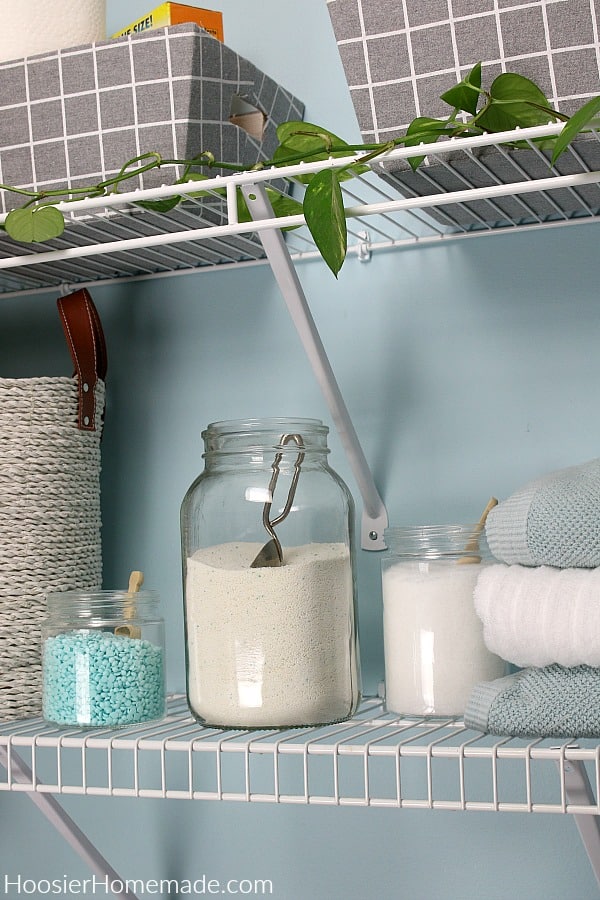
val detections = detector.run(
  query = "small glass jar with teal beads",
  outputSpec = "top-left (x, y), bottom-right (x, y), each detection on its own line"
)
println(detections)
top-left (41, 589), bottom-right (166, 728)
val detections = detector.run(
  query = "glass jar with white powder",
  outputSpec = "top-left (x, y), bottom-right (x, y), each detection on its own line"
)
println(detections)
top-left (382, 525), bottom-right (505, 718)
top-left (180, 417), bottom-right (361, 729)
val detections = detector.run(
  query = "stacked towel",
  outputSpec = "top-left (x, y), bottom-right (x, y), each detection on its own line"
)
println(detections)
top-left (464, 665), bottom-right (600, 737)
top-left (466, 457), bottom-right (600, 738)
top-left (474, 563), bottom-right (600, 668)
top-left (485, 457), bottom-right (600, 568)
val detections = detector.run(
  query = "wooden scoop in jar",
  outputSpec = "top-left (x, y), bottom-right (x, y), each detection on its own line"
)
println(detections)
top-left (457, 497), bottom-right (498, 565)
top-left (114, 570), bottom-right (143, 638)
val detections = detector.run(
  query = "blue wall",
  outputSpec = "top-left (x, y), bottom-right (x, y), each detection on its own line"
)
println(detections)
top-left (1, 1), bottom-right (600, 897)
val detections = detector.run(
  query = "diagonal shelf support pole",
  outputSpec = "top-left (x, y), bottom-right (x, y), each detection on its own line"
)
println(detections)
top-left (562, 758), bottom-right (600, 889)
top-left (0, 744), bottom-right (139, 900)
top-left (242, 183), bottom-right (388, 550)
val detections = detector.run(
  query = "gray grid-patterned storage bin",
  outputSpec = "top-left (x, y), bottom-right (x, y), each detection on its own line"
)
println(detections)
top-left (327, 0), bottom-right (600, 227)
top-left (0, 23), bottom-right (304, 214)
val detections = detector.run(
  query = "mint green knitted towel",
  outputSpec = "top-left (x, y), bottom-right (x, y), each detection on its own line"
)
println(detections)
top-left (485, 458), bottom-right (600, 567)
top-left (464, 665), bottom-right (600, 737)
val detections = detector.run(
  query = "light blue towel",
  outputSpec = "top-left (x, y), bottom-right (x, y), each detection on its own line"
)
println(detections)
top-left (464, 665), bottom-right (600, 737)
top-left (485, 458), bottom-right (600, 567)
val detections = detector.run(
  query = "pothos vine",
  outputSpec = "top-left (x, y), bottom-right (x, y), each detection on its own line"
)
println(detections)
top-left (2, 62), bottom-right (600, 276)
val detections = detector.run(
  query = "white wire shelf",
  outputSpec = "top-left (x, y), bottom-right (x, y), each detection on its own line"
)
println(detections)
top-left (0, 122), bottom-right (599, 297)
top-left (1, 694), bottom-right (600, 815)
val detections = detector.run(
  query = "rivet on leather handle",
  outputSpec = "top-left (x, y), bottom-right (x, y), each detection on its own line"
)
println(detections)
top-left (57, 288), bottom-right (108, 432)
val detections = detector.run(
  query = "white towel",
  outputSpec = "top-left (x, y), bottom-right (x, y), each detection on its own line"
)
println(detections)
top-left (474, 563), bottom-right (600, 667)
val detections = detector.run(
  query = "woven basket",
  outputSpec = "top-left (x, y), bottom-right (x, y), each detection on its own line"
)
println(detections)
top-left (0, 289), bottom-right (107, 720)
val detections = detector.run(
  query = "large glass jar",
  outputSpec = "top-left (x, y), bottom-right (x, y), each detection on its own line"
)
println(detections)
top-left (382, 525), bottom-right (506, 718)
top-left (41, 589), bottom-right (165, 727)
top-left (180, 417), bottom-right (361, 729)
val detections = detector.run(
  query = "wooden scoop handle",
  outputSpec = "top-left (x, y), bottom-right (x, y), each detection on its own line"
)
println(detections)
top-left (457, 497), bottom-right (498, 564)
top-left (114, 570), bottom-right (144, 637)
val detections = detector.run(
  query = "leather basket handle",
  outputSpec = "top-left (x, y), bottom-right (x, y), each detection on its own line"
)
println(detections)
top-left (57, 289), bottom-right (108, 432)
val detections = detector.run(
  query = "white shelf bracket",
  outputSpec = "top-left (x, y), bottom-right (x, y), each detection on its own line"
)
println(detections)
top-left (562, 758), bottom-right (600, 890)
top-left (242, 183), bottom-right (388, 550)
top-left (0, 744), bottom-right (139, 900)
top-left (356, 231), bottom-right (372, 263)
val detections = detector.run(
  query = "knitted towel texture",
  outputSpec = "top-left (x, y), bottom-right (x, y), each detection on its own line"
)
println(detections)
top-left (485, 457), bottom-right (600, 567)
top-left (464, 665), bottom-right (600, 737)
top-left (474, 563), bottom-right (600, 668)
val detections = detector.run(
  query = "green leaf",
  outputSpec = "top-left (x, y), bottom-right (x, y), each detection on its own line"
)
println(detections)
top-left (477, 73), bottom-right (555, 132)
top-left (303, 169), bottom-right (347, 278)
top-left (465, 61), bottom-right (482, 90)
top-left (135, 195), bottom-right (182, 212)
top-left (405, 117), bottom-right (455, 140)
top-left (403, 117), bottom-right (457, 170)
top-left (440, 81), bottom-right (480, 116)
top-left (266, 191), bottom-right (305, 224)
top-left (276, 121), bottom-right (338, 148)
top-left (175, 173), bottom-right (227, 199)
top-left (551, 95), bottom-right (600, 164)
top-left (440, 63), bottom-right (482, 116)
top-left (5, 205), bottom-right (65, 243)
top-left (274, 121), bottom-right (359, 183)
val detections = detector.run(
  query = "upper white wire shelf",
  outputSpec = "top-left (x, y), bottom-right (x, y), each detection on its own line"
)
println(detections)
top-left (2, 694), bottom-right (600, 814)
top-left (0, 121), bottom-right (599, 297)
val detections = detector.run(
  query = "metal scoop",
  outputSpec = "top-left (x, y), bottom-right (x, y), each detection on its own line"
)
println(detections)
top-left (250, 433), bottom-right (305, 568)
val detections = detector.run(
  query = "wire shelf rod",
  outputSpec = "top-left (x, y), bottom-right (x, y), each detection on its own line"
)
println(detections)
top-left (495, 143), bottom-right (580, 219)
top-left (348, 170), bottom-right (450, 237)
top-left (2, 165), bottom-right (597, 279)
top-left (0, 122), bottom-right (576, 231)
top-left (340, 181), bottom-right (440, 241)
top-left (344, 168), bottom-right (600, 222)
top-left (417, 161), bottom-right (501, 229)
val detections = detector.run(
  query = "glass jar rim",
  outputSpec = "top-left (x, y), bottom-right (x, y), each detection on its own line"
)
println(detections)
top-left (201, 417), bottom-right (331, 458)
top-left (384, 524), bottom-right (491, 559)
top-left (385, 524), bottom-right (483, 537)
top-left (202, 417), bottom-right (328, 437)
top-left (46, 589), bottom-right (159, 606)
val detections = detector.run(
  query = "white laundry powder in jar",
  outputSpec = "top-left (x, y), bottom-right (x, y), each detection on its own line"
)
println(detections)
top-left (383, 560), bottom-right (505, 717)
top-left (185, 541), bottom-right (359, 728)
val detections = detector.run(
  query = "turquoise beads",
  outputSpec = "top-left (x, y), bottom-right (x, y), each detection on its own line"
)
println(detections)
top-left (43, 630), bottom-right (164, 727)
